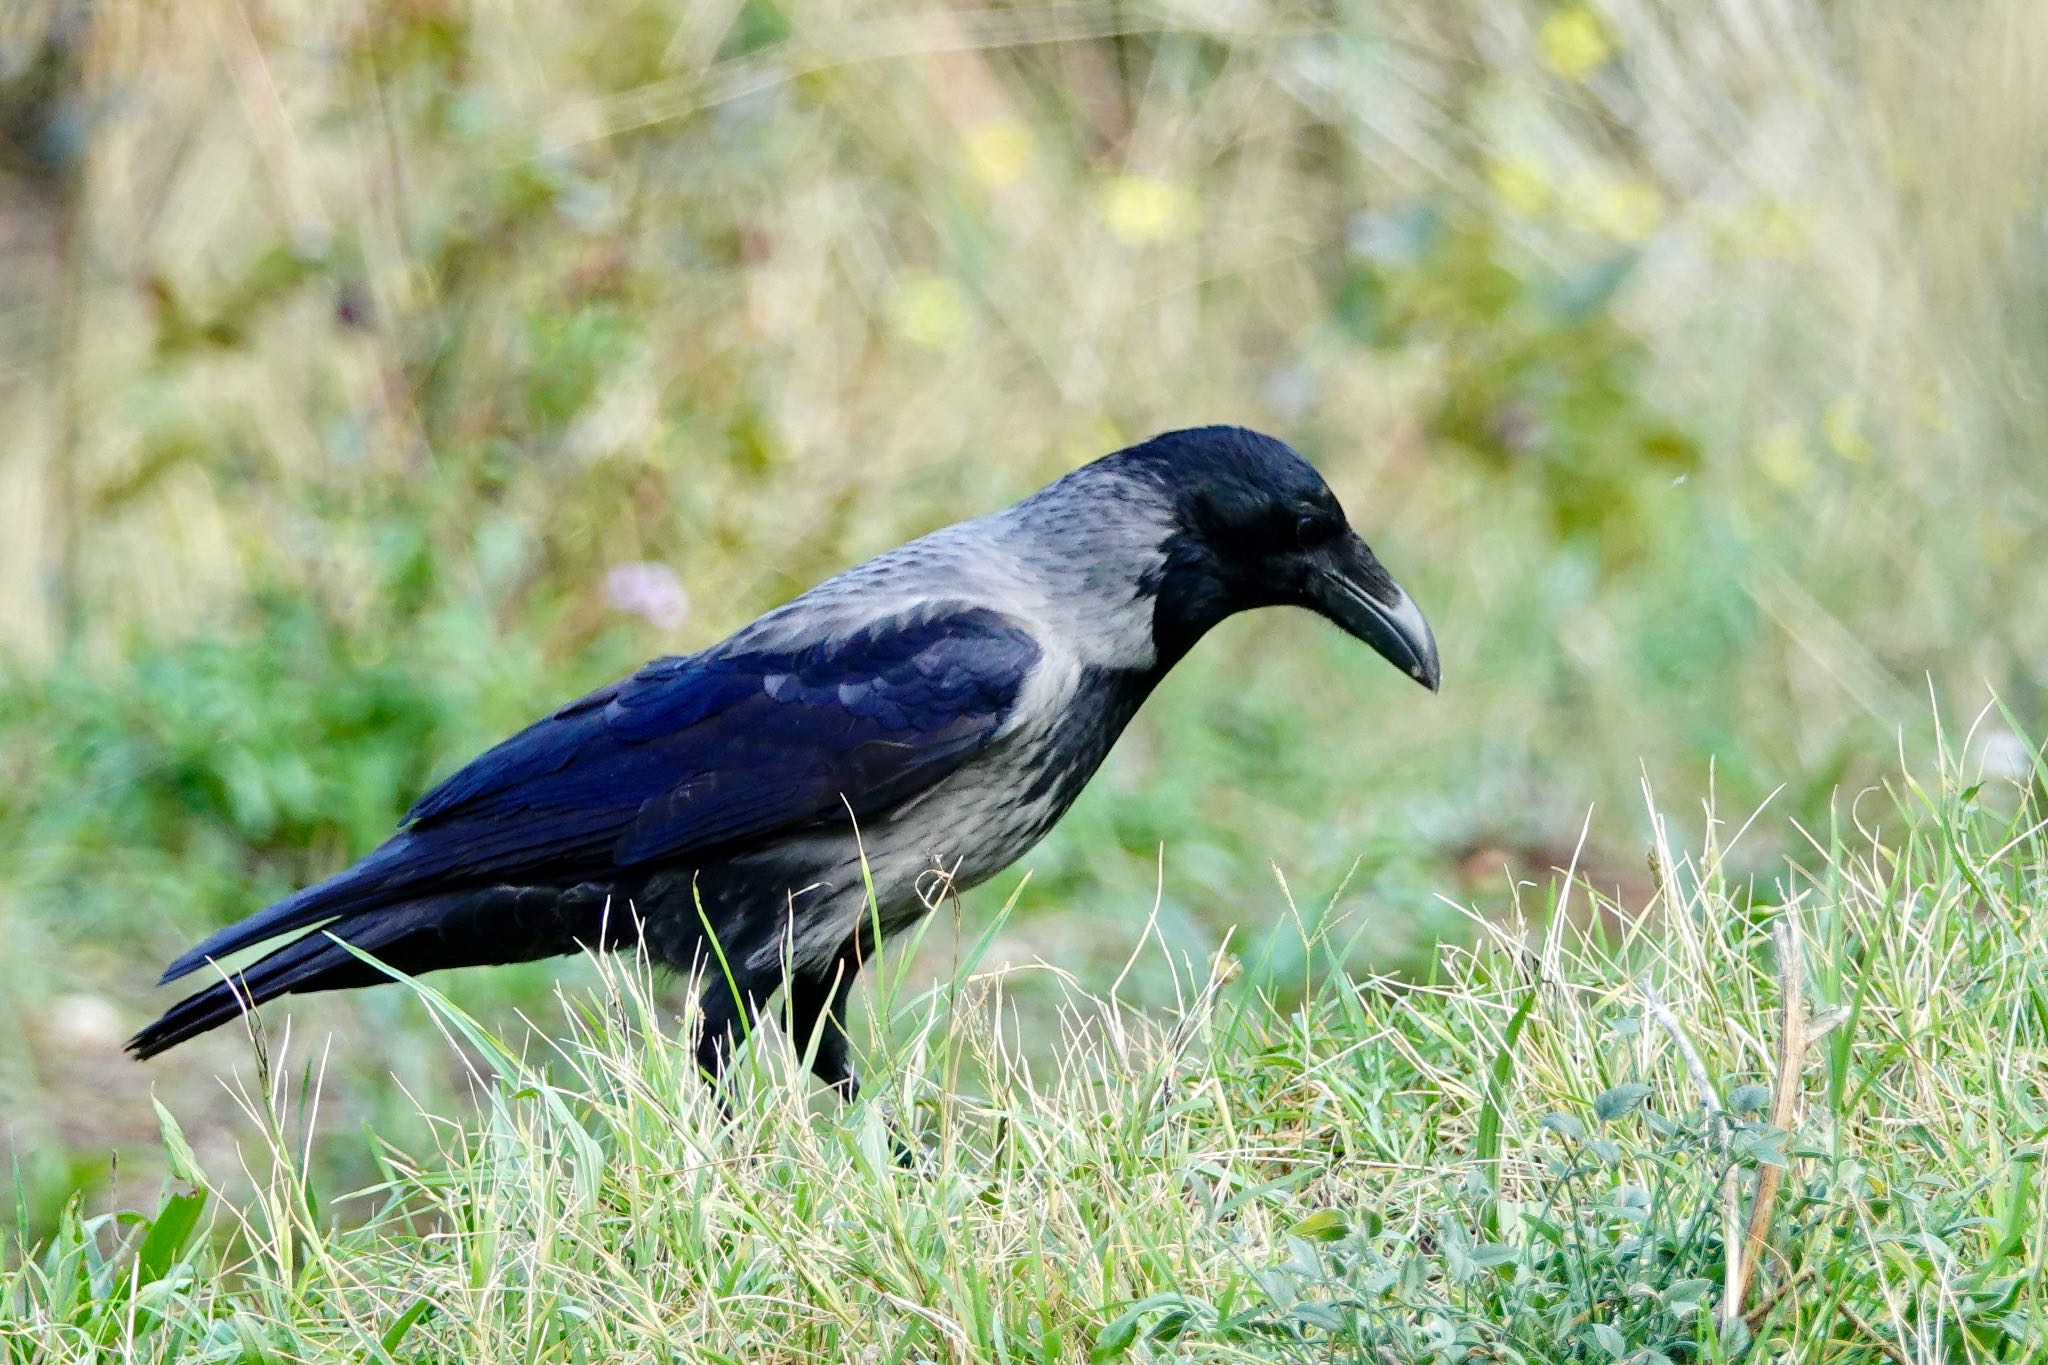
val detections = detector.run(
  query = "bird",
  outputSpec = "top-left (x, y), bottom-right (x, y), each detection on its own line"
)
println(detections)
top-left (129, 426), bottom-right (1439, 1099)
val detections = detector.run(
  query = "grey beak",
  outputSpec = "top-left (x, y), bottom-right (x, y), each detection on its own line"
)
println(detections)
top-left (1309, 538), bottom-right (1441, 692)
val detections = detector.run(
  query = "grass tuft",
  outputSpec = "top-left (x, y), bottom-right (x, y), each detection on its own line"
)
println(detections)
top-left (4, 760), bottom-right (2043, 1361)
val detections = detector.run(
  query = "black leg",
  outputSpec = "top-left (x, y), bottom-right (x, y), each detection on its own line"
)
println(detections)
top-left (693, 965), bottom-right (772, 1093)
top-left (783, 927), bottom-right (873, 1101)
top-left (784, 930), bottom-right (927, 1168)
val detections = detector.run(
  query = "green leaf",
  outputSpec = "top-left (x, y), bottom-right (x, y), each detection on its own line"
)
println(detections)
top-left (1292, 1302), bottom-right (1347, 1332)
top-left (1253, 1269), bottom-right (1298, 1310)
top-left (1541, 1111), bottom-right (1586, 1141)
top-left (1588, 1321), bottom-right (1627, 1359)
top-left (1091, 1294), bottom-right (1194, 1361)
top-left (1729, 1083), bottom-right (1772, 1115)
top-left (1475, 987), bottom-right (1539, 1237)
top-left (151, 1099), bottom-right (205, 1186)
top-left (133, 1188), bottom-right (206, 1287)
top-left (1736, 1128), bottom-right (1790, 1168)
top-left (1288, 1209), bottom-right (1349, 1242)
top-left (1594, 1083), bottom-right (1652, 1123)
top-left (1090, 1308), bottom-right (1142, 1360)
top-left (1665, 1277), bottom-right (1715, 1306)
top-left (381, 1296), bottom-right (438, 1354)
top-left (1150, 1308), bottom-right (1193, 1341)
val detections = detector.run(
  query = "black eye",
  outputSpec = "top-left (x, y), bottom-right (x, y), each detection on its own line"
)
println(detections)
top-left (1293, 512), bottom-right (1327, 546)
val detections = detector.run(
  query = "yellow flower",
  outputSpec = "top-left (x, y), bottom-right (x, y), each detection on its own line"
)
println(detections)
top-left (1753, 421), bottom-right (1816, 490)
top-left (1539, 6), bottom-right (1613, 80)
top-left (1489, 156), bottom-right (1551, 216)
top-left (1822, 395), bottom-right (1872, 461)
top-left (964, 119), bottom-right (1034, 189)
top-left (889, 272), bottom-right (972, 352)
top-left (1590, 178), bottom-right (1663, 242)
top-left (1100, 175), bottom-right (1194, 245)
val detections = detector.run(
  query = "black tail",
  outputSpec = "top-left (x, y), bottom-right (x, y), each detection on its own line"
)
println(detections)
top-left (129, 884), bottom-right (637, 1060)
top-left (128, 924), bottom-right (386, 1059)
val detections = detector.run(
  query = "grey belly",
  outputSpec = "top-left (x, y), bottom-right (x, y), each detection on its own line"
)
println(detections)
top-left (623, 766), bottom-right (1072, 981)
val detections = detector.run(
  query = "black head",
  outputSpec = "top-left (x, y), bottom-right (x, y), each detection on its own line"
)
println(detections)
top-left (1112, 426), bottom-right (1440, 688)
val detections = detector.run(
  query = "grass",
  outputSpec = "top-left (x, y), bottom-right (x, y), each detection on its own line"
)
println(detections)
top-left (2, 1), bottom-right (2047, 1356)
top-left (3, 754), bottom-right (2042, 1361)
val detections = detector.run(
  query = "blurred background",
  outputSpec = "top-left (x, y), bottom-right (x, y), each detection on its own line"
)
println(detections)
top-left (0, 0), bottom-right (2043, 1235)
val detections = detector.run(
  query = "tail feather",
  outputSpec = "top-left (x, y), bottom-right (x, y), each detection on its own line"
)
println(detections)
top-left (156, 836), bottom-right (428, 985)
top-left (129, 930), bottom-right (380, 1060)
top-left (131, 883), bottom-right (638, 1060)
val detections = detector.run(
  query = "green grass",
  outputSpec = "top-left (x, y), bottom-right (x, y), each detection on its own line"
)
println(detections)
top-left (4, 759), bottom-right (2042, 1361)
top-left (2, 1), bottom-right (2047, 1356)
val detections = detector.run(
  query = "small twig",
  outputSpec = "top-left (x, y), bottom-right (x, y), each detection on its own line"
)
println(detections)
top-left (1723, 915), bottom-right (1809, 1329)
top-left (1717, 1143), bottom-right (1744, 1319)
top-left (1741, 1259), bottom-right (1816, 1332)
top-left (1640, 981), bottom-right (1719, 1115)
top-left (1837, 1299), bottom-right (1913, 1365)
top-left (1641, 979), bottom-right (1744, 1320)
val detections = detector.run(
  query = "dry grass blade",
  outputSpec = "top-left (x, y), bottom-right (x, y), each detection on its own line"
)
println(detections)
top-left (1724, 912), bottom-right (1810, 1330)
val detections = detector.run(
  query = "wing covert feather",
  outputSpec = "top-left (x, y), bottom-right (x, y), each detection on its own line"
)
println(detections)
top-left (398, 605), bottom-right (1039, 881)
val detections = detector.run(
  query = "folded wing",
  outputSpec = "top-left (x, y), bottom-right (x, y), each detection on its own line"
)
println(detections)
top-left (157, 605), bottom-right (1041, 983)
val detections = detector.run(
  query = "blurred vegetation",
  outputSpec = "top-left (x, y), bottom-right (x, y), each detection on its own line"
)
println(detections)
top-left (0, 0), bottom-right (2044, 1242)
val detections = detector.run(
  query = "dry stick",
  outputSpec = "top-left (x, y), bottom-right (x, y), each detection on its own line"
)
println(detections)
top-left (1640, 982), bottom-right (1718, 1114)
top-left (1724, 916), bottom-right (1809, 1330)
top-left (1836, 1300), bottom-right (1913, 1365)
top-left (1741, 1261), bottom-right (1817, 1332)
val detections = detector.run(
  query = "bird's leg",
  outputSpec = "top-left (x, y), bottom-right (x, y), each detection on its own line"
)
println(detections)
top-left (692, 967), bottom-right (774, 1110)
top-left (785, 928), bottom-right (930, 1170)
top-left (783, 928), bottom-right (873, 1102)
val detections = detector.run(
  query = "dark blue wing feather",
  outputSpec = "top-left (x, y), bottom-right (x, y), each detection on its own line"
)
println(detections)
top-left (158, 606), bottom-right (1039, 983)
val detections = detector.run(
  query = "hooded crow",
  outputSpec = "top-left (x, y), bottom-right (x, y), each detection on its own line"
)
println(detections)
top-left (130, 426), bottom-right (1439, 1096)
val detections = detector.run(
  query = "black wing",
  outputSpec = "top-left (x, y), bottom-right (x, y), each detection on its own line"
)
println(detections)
top-left (159, 606), bottom-right (1040, 983)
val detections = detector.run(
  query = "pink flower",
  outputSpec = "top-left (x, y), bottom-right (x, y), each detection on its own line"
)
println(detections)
top-left (603, 562), bottom-right (691, 631)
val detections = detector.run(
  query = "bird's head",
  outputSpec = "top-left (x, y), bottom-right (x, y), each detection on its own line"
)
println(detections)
top-left (1115, 426), bottom-right (1440, 690)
